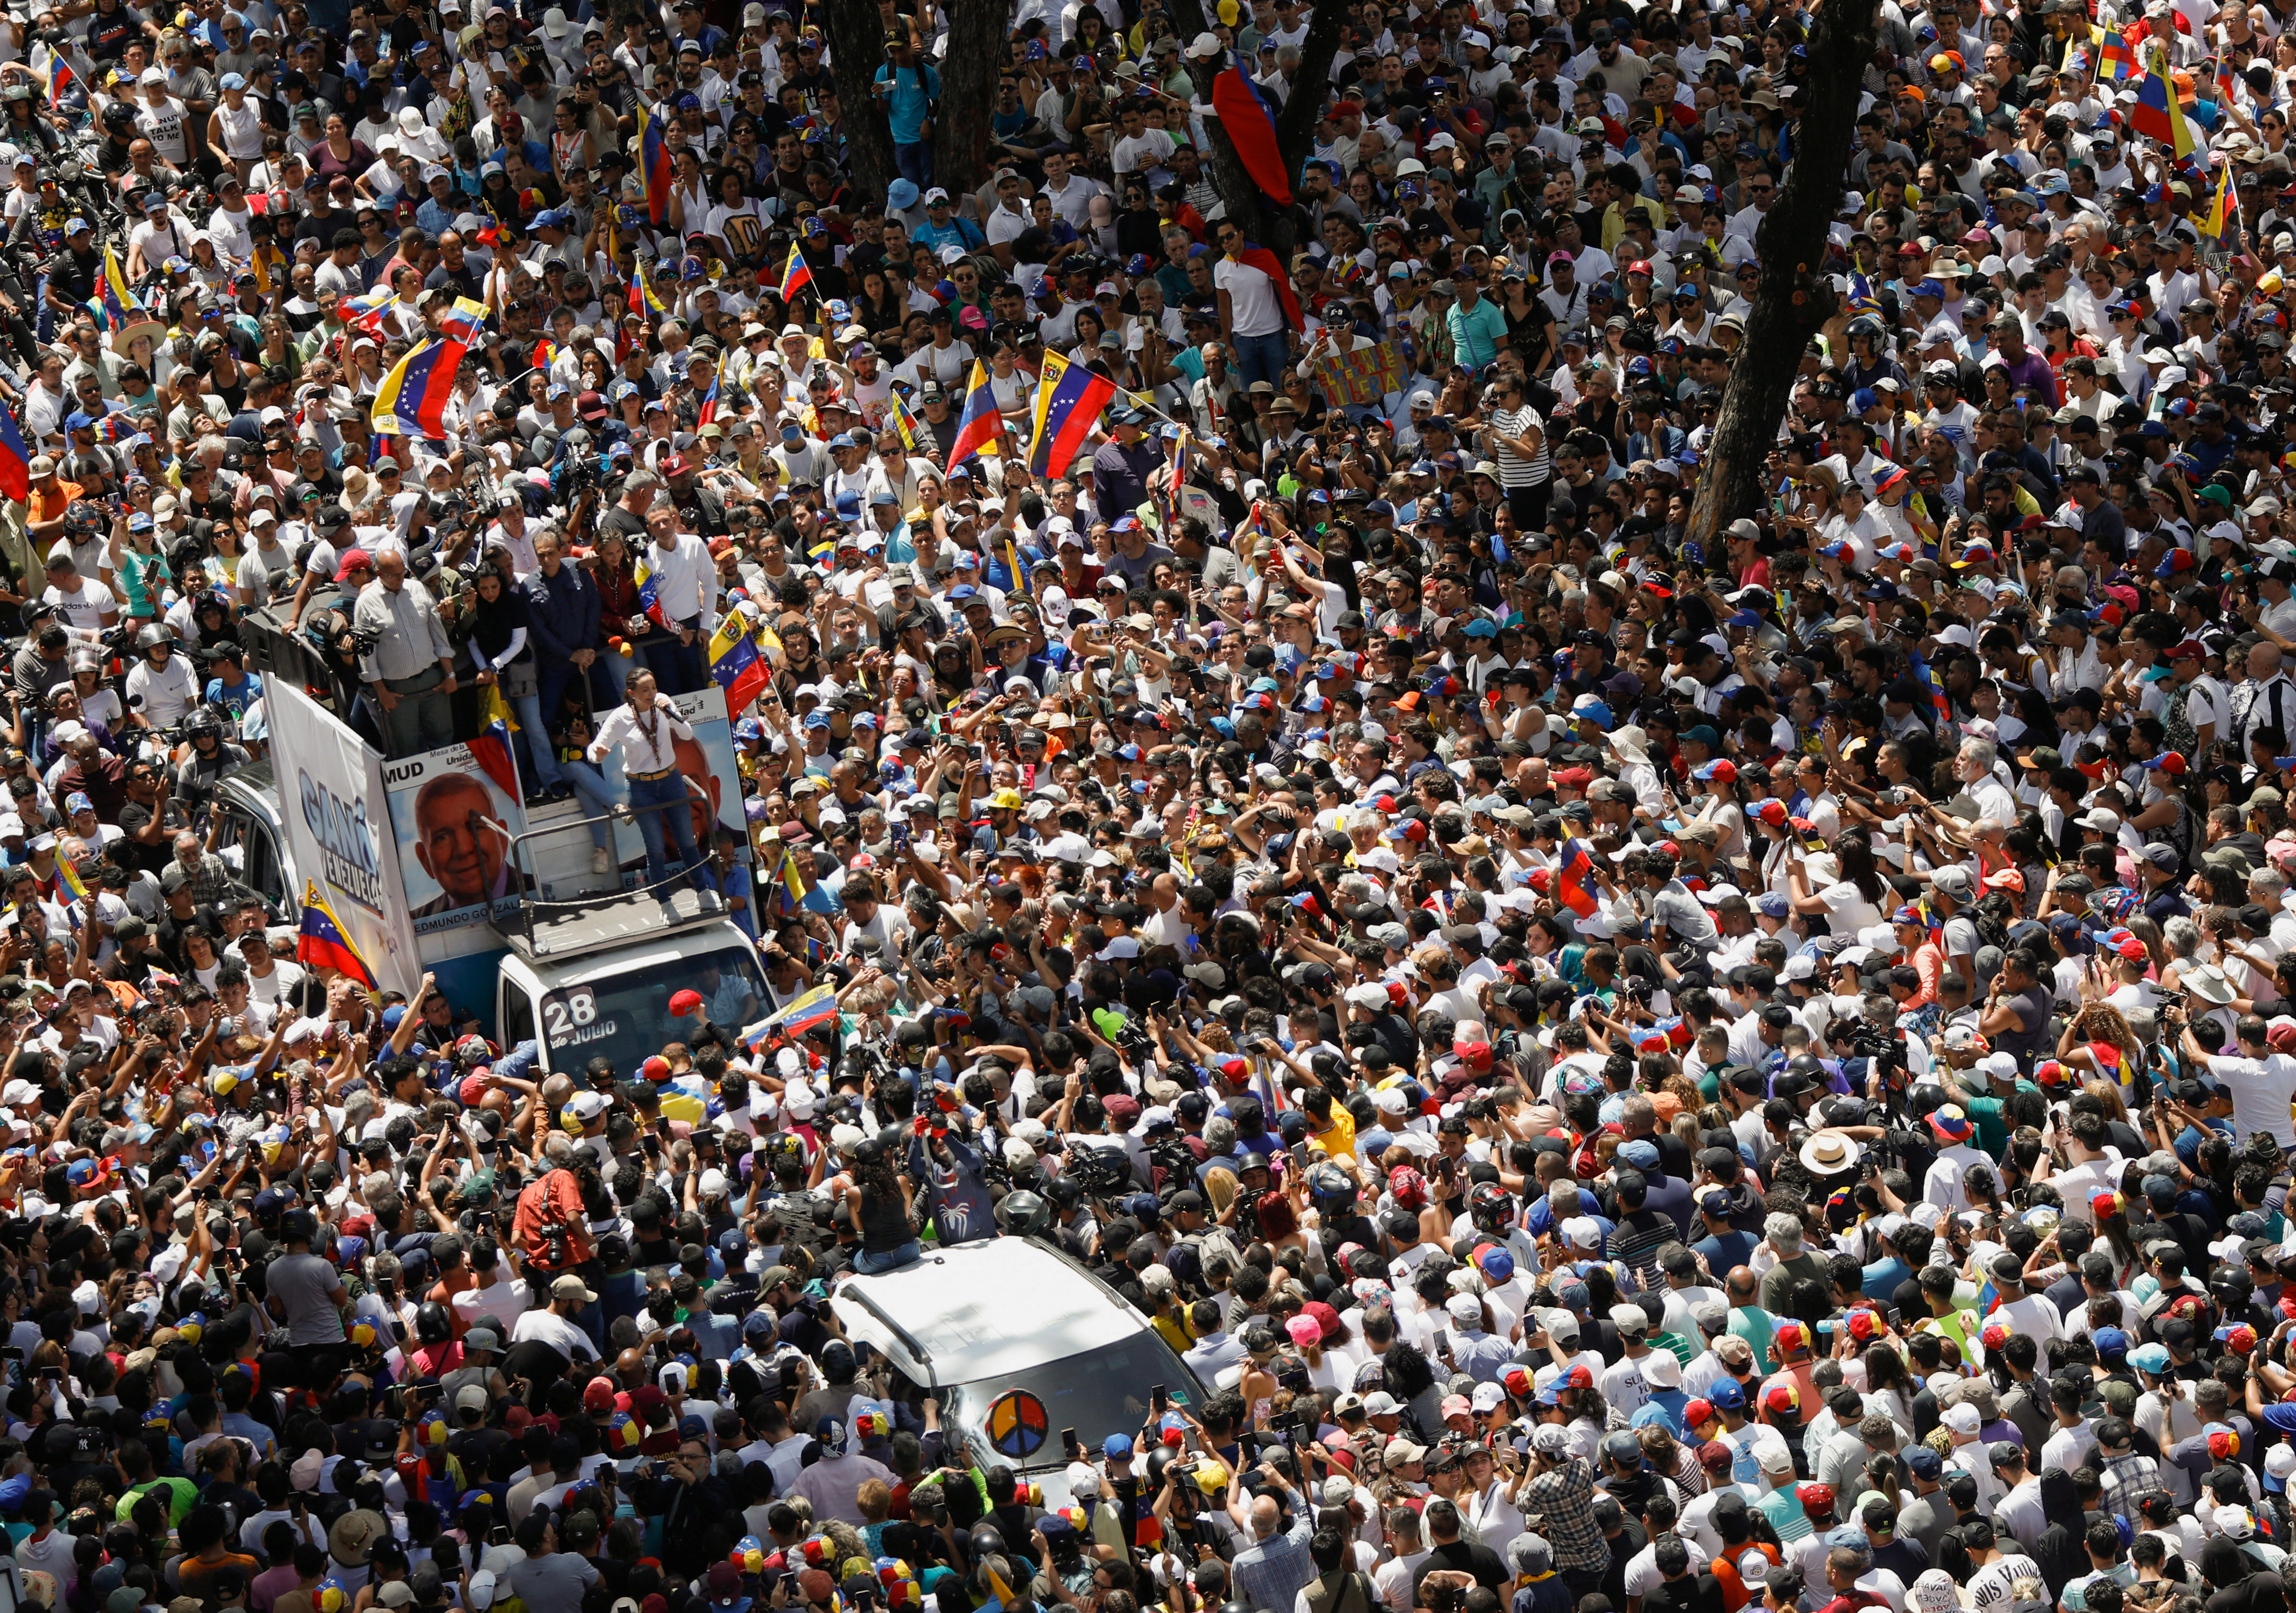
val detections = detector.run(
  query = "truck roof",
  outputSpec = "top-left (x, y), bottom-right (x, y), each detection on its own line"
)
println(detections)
top-left (500, 885), bottom-right (744, 962)
top-left (832, 1240), bottom-right (1148, 1387)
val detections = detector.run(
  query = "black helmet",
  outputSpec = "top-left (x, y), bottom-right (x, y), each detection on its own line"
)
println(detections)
top-left (994, 1190), bottom-right (1049, 1237)
top-left (102, 102), bottom-right (138, 138)
top-left (415, 1302), bottom-right (452, 1346)
top-left (1042, 1174), bottom-right (1083, 1211)
top-left (277, 1209), bottom-right (318, 1244)
top-left (185, 709), bottom-right (222, 740)
top-left (1470, 1182), bottom-right (1513, 1225)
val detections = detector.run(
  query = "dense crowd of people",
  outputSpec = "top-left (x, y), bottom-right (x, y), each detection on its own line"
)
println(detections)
top-left (8, 4), bottom-right (2296, 1613)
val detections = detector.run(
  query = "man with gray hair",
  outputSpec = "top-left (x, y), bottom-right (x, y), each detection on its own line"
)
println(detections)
top-left (1225, 1459), bottom-right (1317, 1613)
top-left (1759, 1212), bottom-right (1826, 1314)
top-left (1954, 737), bottom-right (2017, 823)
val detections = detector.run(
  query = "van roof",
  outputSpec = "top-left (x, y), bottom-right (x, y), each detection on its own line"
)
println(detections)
top-left (833, 1240), bottom-right (1142, 1386)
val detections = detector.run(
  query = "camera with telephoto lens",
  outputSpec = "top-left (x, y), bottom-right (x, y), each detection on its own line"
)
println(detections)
top-left (1843, 1019), bottom-right (1905, 1087)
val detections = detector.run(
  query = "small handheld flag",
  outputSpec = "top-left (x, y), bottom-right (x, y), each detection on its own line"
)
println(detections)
top-left (888, 388), bottom-right (923, 452)
top-left (1554, 839), bottom-right (1600, 919)
top-left (338, 287), bottom-right (398, 334)
top-left (778, 245), bottom-right (814, 303)
top-left (945, 361), bottom-right (1005, 469)
top-left (636, 99), bottom-right (673, 224)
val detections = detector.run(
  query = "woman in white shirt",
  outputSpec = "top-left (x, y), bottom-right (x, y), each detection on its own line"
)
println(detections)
top-left (1784, 836), bottom-right (1890, 937)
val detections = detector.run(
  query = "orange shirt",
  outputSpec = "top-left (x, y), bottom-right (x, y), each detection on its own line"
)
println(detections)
top-left (27, 478), bottom-right (80, 531)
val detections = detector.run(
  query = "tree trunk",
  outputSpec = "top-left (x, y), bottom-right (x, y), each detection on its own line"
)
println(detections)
top-left (1161, 0), bottom-right (1347, 262)
top-left (822, 5), bottom-right (894, 205)
top-left (933, 0), bottom-right (1008, 200)
top-left (1683, 0), bottom-right (1884, 547)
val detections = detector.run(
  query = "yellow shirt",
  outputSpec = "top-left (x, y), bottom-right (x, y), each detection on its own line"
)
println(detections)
top-left (1310, 1108), bottom-right (1358, 1162)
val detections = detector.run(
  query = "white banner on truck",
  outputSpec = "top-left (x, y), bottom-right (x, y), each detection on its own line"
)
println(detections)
top-left (270, 683), bottom-right (420, 999)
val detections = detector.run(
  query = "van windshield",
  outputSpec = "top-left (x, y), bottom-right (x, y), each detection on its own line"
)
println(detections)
top-left (535, 944), bottom-right (766, 1074)
top-left (941, 1330), bottom-right (1204, 1473)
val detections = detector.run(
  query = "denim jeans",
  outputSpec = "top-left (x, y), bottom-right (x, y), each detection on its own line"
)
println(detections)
top-left (507, 689), bottom-right (563, 790)
top-left (1229, 327), bottom-right (1292, 390)
top-left (640, 624), bottom-right (706, 696)
top-left (894, 140), bottom-right (933, 188)
top-left (557, 756), bottom-right (617, 853)
top-left (854, 1241), bottom-right (921, 1274)
top-left (629, 770), bottom-right (714, 893)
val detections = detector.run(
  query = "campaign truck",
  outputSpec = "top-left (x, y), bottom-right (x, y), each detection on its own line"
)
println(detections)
top-left (224, 608), bottom-right (767, 1069)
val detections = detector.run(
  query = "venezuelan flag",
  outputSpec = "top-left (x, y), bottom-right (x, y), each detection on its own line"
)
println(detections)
top-left (532, 335), bottom-right (559, 376)
top-left (946, 361), bottom-right (1004, 469)
top-left (888, 388), bottom-right (923, 452)
top-left (437, 296), bottom-right (488, 346)
top-left (779, 846), bottom-right (809, 907)
top-left (45, 48), bottom-right (73, 104)
top-left (55, 854), bottom-right (86, 905)
top-left (1027, 348), bottom-right (1118, 476)
top-left (743, 981), bottom-right (838, 1050)
top-left (297, 881), bottom-right (377, 990)
top-left (1555, 838), bottom-right (1600, 919)
top-left (370, 298), bottom-right (487, 440)
top-left (633, 554), bottom-right (671, 630)
top-left (99, 246), bottom-right (139, 331)
top-left (1847, 272), bottom-right (1882, 320)
top-left (637, 99), bottom-right (673, 224)
top-left (777, 244), bottom-right (813, 303)
top-left (2131, 47), bottom-right (2196, 156)
top-left (709, 611), bottom-right (771, 713)
top-left (1209, 66), bottom-right (1292, 207)
top-left (696, 371), bottom-right (719, 428)
top-left (2203, 159), bottom-right (2235, 236)
top-left (0, 393), bottom-right (28, 504)
top-left (370, 337), bottom-right (461, 439)
top-left (339, 286), bottom-right (397, 333)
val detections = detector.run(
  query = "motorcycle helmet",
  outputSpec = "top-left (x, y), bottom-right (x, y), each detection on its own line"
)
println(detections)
top-left (1470, 1182), bottom-right (1514, 1226)
top-left (62, 501), bottom-right (103, 541)
top-left (1042, 1174), bottom-right (1083, 1212)
top-left (994, 1190), bottom-right (1050, 1237)
top-left (102, 102), bottom-right (138, 139)
top-left (1308, 1164), bottom-right (1357, 1214)
top-left (185, 709), bottom-right (222, 742)
top-left (136, 624), bottom-right (172, 652)
top-left (414, 1302), bottom-right (452, 1346)
top-left (1846, 316), bottom-right (1884, 347)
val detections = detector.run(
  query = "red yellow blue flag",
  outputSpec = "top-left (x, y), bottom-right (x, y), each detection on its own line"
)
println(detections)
top-left (297, 881), bottom-right (377, 989)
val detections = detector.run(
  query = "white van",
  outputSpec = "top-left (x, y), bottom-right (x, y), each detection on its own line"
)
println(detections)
top-left (833, 1239), bottom-right (1210, 1475)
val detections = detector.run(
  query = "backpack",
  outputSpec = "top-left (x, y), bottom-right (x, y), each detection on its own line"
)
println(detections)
top-left (1304, 1572), bottom-right (1379, 1613)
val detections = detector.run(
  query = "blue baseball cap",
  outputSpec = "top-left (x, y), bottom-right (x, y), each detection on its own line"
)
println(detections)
top-left (1707, 1378), bottom-right (1746, 1411)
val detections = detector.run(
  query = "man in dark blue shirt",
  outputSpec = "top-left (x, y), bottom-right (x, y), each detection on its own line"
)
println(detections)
top-left (1091, 408), bottom-right (1164, 524)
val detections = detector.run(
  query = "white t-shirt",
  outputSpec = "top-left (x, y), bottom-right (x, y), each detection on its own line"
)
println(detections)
top-left (2204, 1050), bottom-right (2296, 1149)
top-left (1213, 255), bottom-right (1284, 338)
top-left (43, 579), bottom-right (117, 633)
